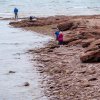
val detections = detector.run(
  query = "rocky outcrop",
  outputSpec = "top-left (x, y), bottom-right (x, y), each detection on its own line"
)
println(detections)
top-left (9, 16), bottom-right (70, 27)
top-left (80, 39), bottom-right (100, 62)
top-left (80, 49), bottom-right (100, 62)
top-left (63, 30), bottom-right (100, 63)
top-left (63, 31), bottom-right (98, 46)
top-left (57, 21), bottom-right (79, 31)
top-left (9, 16), bottom-right (100, 63)
top-left (82, 38), bottom-right (95, 48)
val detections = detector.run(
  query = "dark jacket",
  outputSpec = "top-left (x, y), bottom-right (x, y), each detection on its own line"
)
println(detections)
top-left (14, 8), bottom-right (18, 13)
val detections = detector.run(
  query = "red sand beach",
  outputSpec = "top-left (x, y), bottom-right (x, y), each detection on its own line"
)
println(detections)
top-left (10, 15), bottom-right (100, 100)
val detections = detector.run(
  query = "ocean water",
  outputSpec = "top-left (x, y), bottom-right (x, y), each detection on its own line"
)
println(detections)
top-left (0, 21), bottom-right (52, 100)
top-left (0, 0), bottom-right (100, 18)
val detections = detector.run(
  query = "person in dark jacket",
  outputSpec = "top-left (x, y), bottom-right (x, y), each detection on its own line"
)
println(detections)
top-left (14, 8), bottom-right (18, 19)
top-left (29, 16), bottom-right (33, 21)
top-left (54, 29), bottom-right (60, 40)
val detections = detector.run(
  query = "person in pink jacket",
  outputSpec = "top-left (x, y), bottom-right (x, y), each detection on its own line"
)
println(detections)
top-left (58, 32), bottom-right (63, 45)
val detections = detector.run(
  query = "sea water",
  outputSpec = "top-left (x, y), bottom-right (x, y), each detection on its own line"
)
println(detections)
top-left (0, 0), bottom-right (100, 18)
top-left (0, 21), bottom-right (52, 100)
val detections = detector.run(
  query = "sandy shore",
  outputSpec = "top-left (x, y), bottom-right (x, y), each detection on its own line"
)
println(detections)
top-left (10, 15), bottom-right (100, 100)
top-left (30, 43), bottom-right (100, 100)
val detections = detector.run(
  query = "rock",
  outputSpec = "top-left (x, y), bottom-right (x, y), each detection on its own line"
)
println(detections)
top-left (9, 16), bottom-right (69, 27)
top-left (82, 42), bottom-right (91, 48)
top-left (64, 35), bottom-right (78, 44)
top-left (38, 69), bottom-right (44, 73)
top-left (80, 65), bottom-right (86, 68)
top-left (83, 83), bottom-right (91, 87)
top-left (82, 38), bottom-right (95, 48)
top-left (57, 22), bottom-right (73, 31)
top-left (79, 31), bottom-right (95, 39)
top-left (66, 70), bottom-right (74, 74)
top-left (47, 49), bottom-right (53, 52)
top-left (68, 39), bottom-right (82, 46)
top-left (63, 31), bottom-right (99, 46)
top-left (78, 70), bottom-right (86, 74)
top-left (24, 82), bottom-right (30, 86)
top-left (81, 79), bottom-right (91, 87)
top-left (88, 78), bottom-right (97, 81)
top-left (57, 21), bottom-right (79, 31)
top-left (41, 58), bottom-right (51, 62)
top-left (85, 45), bottom-right (99, 53)
top-left (87, 67), bottom-right (96, 74)
top-left (9, 71), bottom-right (16, 73)
top-left (85, 39), bottom-right (100, 52)
top-left (90, 39), bottom-right (100, 47)
top-left (80, 49), bottom-right (100, 63)
top-left (81, 39), bottom-right (100, 63)
top-left (49, 45), bottom-right (60, 49)
top-left (49, 86), bottom-right (54, 89)
top-left (37, 64), bottom-right (44, 68)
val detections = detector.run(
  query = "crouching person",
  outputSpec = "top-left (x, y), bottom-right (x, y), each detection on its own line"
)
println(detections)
top-left (58, 32), bottom-right (63, 45)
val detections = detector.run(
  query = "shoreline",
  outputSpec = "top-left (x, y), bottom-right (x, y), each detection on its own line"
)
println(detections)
top-left (0, 20), bottom-right (51, 100)
top-left (10, 15), bottom-right (100, 99)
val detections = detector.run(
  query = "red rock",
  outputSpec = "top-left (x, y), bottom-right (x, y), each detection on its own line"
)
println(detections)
top-left (64, 34), bottom-right (78, 44)
top-left (85, 39), bottom-right (100, 53)
top-left (82, 38), bottom-right (95, 48)
top-left (80, 49), bottom-right (100, 62)
top-left (68, 39), bottom-right (82, 46)
top-left (57, 21), bottom-right (79, 31)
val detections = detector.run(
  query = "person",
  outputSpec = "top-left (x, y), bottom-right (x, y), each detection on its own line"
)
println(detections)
top-left (54, 29), bottom-right (60, 40)
top-left (58, 32), bottom-right (63, 45)
top-left (29, 16), bottom-right (33, 21)
top-left (29, 16), bottom-right (37, 21)
top-left (14, 8), bottom-right (18, 19)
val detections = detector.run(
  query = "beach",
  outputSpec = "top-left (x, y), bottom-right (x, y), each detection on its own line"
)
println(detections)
top-left (1, 0), bottom-right (100, 100)
top-left (9, 15), bottom-right (100, 99)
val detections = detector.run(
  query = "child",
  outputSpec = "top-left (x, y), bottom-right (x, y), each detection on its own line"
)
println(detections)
top-left (54, 30), bottom-right (60, 40)
top-left (58, 32), bottom-right (63, 45)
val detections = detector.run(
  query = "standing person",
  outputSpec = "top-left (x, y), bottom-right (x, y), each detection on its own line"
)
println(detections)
top-left (58, 32), bottom-right (63, 45)
top-left (54, 29), bottom-right (60, 40)
top-left (14, 8), bottom-right (18, 19)
top-left (29, 16), bottom-right (33, 21)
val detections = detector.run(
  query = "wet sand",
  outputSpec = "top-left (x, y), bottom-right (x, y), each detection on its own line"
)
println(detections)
top-left (10, 15), bottom-right (100, 100)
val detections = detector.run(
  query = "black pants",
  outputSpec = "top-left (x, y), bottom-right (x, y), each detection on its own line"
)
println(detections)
top-left (15, 13), bottom-right (18, 19)
top-left (58, 41), bottom-right (63, 45)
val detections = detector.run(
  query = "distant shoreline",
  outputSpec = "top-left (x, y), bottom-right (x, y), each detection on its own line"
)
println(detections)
top-left (0, 14), bottom-right (100, 20)
top-left (9, 14), bottom-right (100, 35)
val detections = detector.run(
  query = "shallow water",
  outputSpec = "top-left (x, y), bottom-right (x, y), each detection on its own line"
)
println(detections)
top-left (0, 0), bottom-right (100, 18)
top-left (0, 20), bottom-right (52, 100)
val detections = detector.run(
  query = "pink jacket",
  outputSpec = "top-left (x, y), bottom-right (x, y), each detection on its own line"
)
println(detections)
top-left (58, 33), bottom-right (63, 41)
